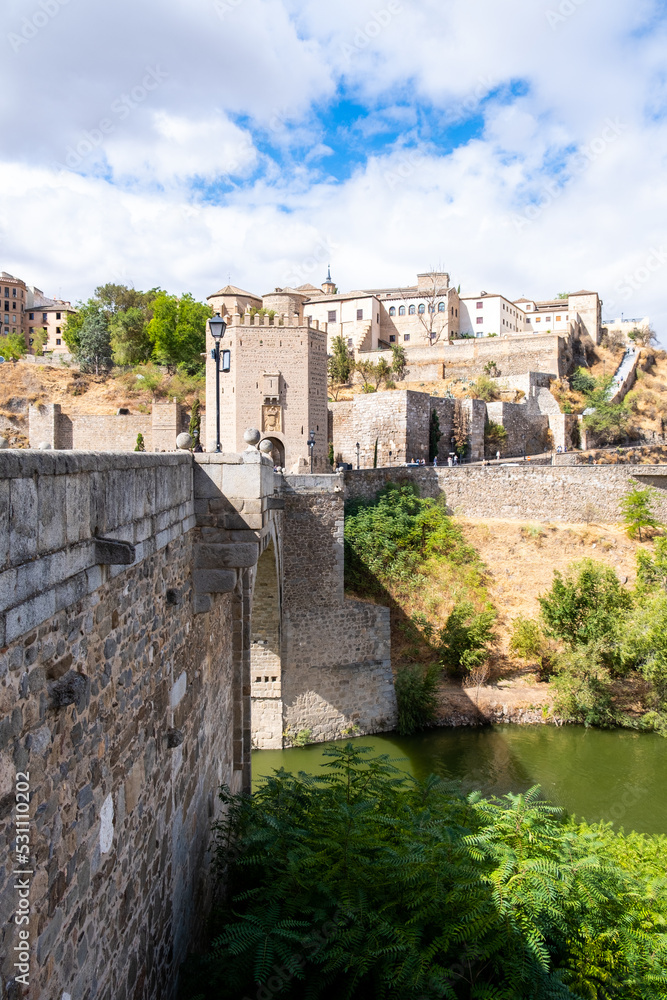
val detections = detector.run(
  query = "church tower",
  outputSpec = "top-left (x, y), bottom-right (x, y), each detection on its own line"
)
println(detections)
top-left (321, 265), bottom-right (336, 296)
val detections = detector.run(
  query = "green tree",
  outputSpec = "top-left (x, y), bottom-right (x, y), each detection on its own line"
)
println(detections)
top-left (620, 483), bottom-right (664, 541)
top-left (428, 409), bottom-right (441, 463)
top-left (539, 558), bottom-right (633, 648)
top-left (110, 306), bottom-right (153, 366)
top-left (484, 419), bottom-right (507, 458)
top-left (390, 343), bottom-right (407, 380)
top-left (581, 374), bottom-right (630, 444)
top-left (570, 366), bottom-right (597, 394)
top-left (148, 291), bottom-right (212, 372)
top-left (621, 593), bottom-right (667, 705)
top-left (327, 334), bottom-right (353, 397)
top-left (94, 282), bottom-right (158, 315)
top-left (134, 433), bottom-right (146, 452)
top-left (188, 398), bottom-right (202, 446)
top-left (552, 641), bottom-right (616, 726)
top-left (0, 332), bottom-right (27, 359)
top-left (78, 311), bottom-right (113, 374)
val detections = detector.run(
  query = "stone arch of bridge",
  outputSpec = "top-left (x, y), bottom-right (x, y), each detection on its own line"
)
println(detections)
top-left (248, 526), bottom-right (283, 751)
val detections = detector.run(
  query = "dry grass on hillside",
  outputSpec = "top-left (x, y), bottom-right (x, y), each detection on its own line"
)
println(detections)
top-left (0, 360), bottom-right (204, 446)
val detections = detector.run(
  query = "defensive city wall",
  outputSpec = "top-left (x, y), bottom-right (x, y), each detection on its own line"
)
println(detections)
top-left (0, 449), bottom-right (393, 1000)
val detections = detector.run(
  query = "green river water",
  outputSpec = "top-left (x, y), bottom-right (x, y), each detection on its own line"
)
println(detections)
top-left (252, 725), bottom-right (667, 835)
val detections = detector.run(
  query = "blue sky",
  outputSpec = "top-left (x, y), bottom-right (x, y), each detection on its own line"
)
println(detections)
top-left (1, 0), bottom-right (667, 337)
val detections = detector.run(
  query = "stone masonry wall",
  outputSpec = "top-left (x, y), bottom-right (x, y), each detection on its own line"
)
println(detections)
top-left (343, 465), bottom-right (667, 523)
top-left (280, 475), bottom-right (396, 743)
top-left (28, 402), bottom-right (187, 453)
top-left (0, 452), bottom-right (242, 1000)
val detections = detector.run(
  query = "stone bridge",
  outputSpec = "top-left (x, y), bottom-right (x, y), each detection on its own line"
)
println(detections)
top-left (3, 451), bottom-right (665, 1000)
top-left (0, 448), bottom-right (393, 1000)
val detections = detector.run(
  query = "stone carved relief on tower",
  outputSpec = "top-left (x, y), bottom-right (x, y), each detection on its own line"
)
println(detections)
top-left (262, 404), bottom-right (282, 434)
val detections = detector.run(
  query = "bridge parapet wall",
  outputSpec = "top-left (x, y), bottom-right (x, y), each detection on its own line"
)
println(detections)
top-left (0, 451), bottom-right (240, 1000)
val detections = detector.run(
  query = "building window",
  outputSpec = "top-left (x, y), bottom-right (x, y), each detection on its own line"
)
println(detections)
top-left (438, 302), bottom-right (445, 312)
top-left (403, 334), bottom-right (410, 341)
top-left (545, 316), bottom-right (551, 322)
top-left (476, 301), bottom-right (483, 309)
top-left (42, 313), bottom-right (47, 321)
top-left (398, 305), bottom-right (405, 316)
top-left (56, 338), bottom-right (61, 345)
top-left (356, 309), bottom-right (363, 320)
top-left (476, 317), bottom-right (483, 324)
top-left (535, 316), bottom-right (541, 322)
top-left (347, 338), bottom-right (353, 347)
top-left (12, 289), bottom-right (16, 297)
top-left (389, 306), bottom-right (396, 316)
top-left (29, 312), bottom-right (34, 320)
top-left (328, 310), bottom-right (337, 323)
top-left (29, 327), bottom-right (33, 334)
top-left (389, 334), bottom-right (396, 342)
top-left (56, 327), bottom-right (61, 334)
top-left (556, 315), bottom-right (561, 322)
top-left (4, 289), bottom-right (8, 297)
top-left (418, 304), bottom-right (425, 314)
top-left (408, 304), bottom-right (416, 315)
top-left (56, 312), bottom-right (61, 320)
top-left (12, 301), bottom-right (16, 310)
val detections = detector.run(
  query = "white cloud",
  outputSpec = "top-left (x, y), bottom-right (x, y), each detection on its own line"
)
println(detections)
top-left (1, 0), bottom-right (666, 341)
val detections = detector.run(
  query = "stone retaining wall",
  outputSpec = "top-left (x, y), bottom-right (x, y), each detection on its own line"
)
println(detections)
top-left (343, 464), bottom-right (667, 523)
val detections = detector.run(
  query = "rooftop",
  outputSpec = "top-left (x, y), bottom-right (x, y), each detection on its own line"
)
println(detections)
top-left (207, 284), bottom-right (261, 300)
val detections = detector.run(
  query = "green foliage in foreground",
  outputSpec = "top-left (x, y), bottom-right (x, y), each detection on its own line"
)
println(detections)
top-left (181, 744), bottom-right (667, 1000)
top-left (344, 483), bottom-right (481, 594)
top-left (538, 559), bottom-right (632, 649)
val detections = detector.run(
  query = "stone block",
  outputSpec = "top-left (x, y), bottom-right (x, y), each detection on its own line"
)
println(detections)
top-left (193, 595), bottom-right (212, 614)
top-left (221, 463), bottom-right (263, 500)
top-left (6, 589), bottom-right (57, 644)
top-left (194, 543), bottom-right (258, 569)
top-left (193, 569), bottom-right (237, 594)
top-left (0, 477), bottom-right (9, 570)
top-left (193, 463), bottom-right (223, 500)
top-left (38, 473), bottom-right (67, 553)
top-left (9, 477), bottom-right (38, 566)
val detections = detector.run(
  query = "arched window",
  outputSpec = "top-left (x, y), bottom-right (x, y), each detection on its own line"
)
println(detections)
top-left (398, 305), bottom-right (406, 316)
top-left (428, 304), bottom-right (435, 313)
top-left (408, 304), bottom-right (416, 315)
top-left (389, 306), bottom-right (396, 316)
top-left (438, 302), bottom-right (446, 312)
top-left (418, 303), bottom-right (425, 314)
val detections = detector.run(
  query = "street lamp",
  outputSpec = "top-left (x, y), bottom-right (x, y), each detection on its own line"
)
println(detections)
top-left (209, 314), bottom-right (228, 452)
top-left (355, 441), bottom-right (360, 470)
top-left (308, 430), bottom-right (315, 473)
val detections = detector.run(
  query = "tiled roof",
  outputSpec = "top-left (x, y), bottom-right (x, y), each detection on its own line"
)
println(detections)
top-left (207, 284), bottom-right (261, 299)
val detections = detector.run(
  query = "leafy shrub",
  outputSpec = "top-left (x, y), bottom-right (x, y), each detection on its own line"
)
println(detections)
top-left (538, 558), bottom-right (632, 648)
top-left (509, 617), bottom-right (543, 659)
top-left (394, 664), bottom-right (439, 735)
top-left (621, 593), bottom-right (667, 703)
top-left (484, 419), bottom-right (508, 457)
top-left (437, 600), bottom-right (496, 674)
top-left (181, 743), bottom-right (667, 1000)
top-left (620, 483), bottom-right (664, 540)
top-left (470, 374), bottom-right (499, 402)
top-left (0, 332), bottom-right (27, 360)
top-left (636, 536), bottom-right (667, 593)
top-left (552, 642), bottom-right (616, 726)
top-left (344, 483), bottom-right (480, 594)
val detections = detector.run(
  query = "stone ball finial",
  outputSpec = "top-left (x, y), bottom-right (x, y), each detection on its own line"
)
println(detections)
top-left (0, 437), bottom-right (8, 450)
top-left (259, 439), bottom-right (273, 454)
top-left (38, 441), bottom-right (52, 450)
top-left (244, 428), bottom-right (261, 448)
top-left (176, 432), bottom-right (193, 451)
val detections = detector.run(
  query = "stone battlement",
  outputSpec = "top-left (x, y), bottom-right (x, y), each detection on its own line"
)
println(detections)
top-left (226, 311), bottom-right (328, 331)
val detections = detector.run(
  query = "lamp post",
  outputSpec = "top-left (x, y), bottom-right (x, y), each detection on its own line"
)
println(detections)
top-left (356, 441), bottom-right (360, 470)
top-left (209, 313), bottom-right (227, 453)
top-left (308, 430), bottom-right (315, 473)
